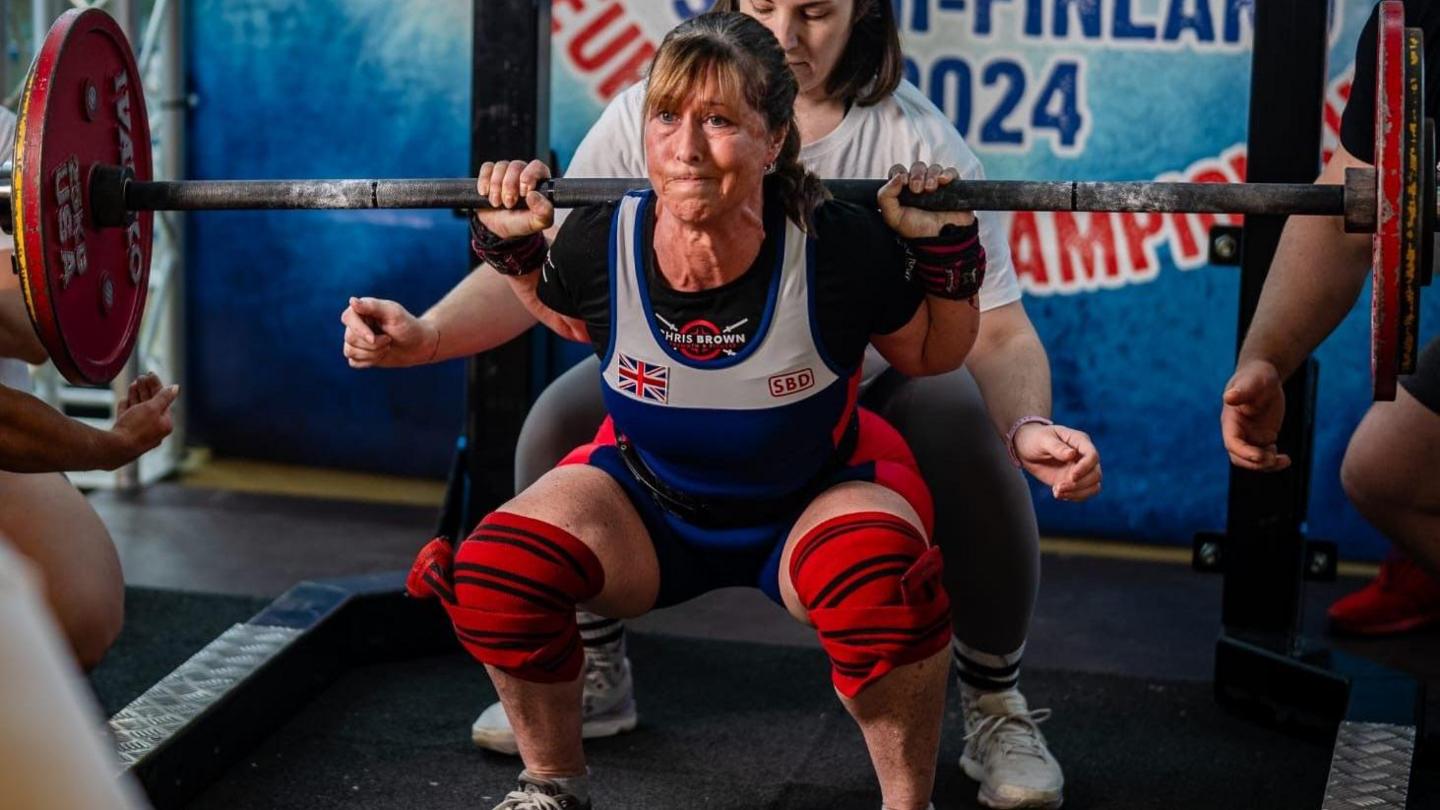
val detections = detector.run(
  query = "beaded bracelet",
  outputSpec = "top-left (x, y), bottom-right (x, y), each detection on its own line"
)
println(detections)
top-left (1005, 415), bottom-right (1054, 468)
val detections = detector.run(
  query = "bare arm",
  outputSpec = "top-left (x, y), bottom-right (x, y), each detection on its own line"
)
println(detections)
top-left (1235, 144), bottom-right (1373, 376)
top-left (476, 160), bottom-right (593, 344)
top-left (428, 87), bottom-right (641, 354)
top-left (872, 295), bottom-right (980, 378)
top-left (341, 166), bottom-right (596, 367)
top-left (498, 271), bottom-right (590, 344)
top-left (967, 299), bottom-right (1101, 499)
top-left (344, 88), bottom-right (647, 368)
top-left (0, 373), bottom-right (176, 473)
top-left (964, 300), bottom-right (1050, 434)
top-left (416, 268), bottom-right (539, 361)
top-left (411, 204), bottom-right (586, 359)
top-left (869, 163), bottom-right (981, 376)
top-left (341, 203), bottom-right (580, 367)
top-left (1220, 144), bottom-right (1372, 472)
top-left (0, 386), bottom-right (124, 472)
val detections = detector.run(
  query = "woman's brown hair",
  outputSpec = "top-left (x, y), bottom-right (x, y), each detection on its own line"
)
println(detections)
top-left (710, 0), bottom-right (904, 107)
top-left (646, 12), bottom-right (830, 231)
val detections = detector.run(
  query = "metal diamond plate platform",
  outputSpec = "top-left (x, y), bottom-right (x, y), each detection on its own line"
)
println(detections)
top-left (108, 623), bottom-right (300, 767)
top-left (1322, 721), bottom-right (1415, 809)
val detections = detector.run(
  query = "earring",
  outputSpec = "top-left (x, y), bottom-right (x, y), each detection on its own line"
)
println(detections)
top-left (764, 161), bottom-right (777, 175)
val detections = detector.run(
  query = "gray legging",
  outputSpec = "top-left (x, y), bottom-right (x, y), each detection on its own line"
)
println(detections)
top-left (514, 355), bottom-right (1040, 664)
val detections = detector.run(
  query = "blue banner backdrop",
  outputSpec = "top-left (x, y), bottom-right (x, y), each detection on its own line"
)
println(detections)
top-left (186, 0), bottom-right (472, 477)
top-left (183, 0), bottom-right (1433, 558)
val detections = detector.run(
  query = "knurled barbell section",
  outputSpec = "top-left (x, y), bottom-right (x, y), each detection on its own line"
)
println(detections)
top-left (107, 623), bottom-right (300, 768)
top-left (1320, 721), bottom-right (1415, 809)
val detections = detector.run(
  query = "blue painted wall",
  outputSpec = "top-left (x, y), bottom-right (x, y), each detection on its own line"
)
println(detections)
top-left (185, 0), bottom-right (473, 477)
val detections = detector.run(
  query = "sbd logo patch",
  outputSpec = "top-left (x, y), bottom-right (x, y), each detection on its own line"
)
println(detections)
top-left (769, 368), bottom-right (814, 398)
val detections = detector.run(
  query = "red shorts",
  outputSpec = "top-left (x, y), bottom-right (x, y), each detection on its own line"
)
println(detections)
top-left (558, 408), bottom-right (933, 607)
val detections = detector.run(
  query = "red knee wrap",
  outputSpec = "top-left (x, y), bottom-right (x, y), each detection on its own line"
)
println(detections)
top-left (406, 511), bottom-right (604, 682)
top-left (790, 512), bottom-right (950, 698)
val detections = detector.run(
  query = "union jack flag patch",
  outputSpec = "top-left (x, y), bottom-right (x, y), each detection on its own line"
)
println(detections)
top-left (616, 353), bottom-right (669, 404)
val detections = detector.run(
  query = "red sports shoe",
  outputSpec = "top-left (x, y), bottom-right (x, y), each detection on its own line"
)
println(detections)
top-left (1328, 555), bottom-right (1440, 636)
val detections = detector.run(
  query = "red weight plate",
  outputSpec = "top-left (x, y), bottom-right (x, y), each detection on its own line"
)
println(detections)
top-left (1398, 28), bottom-right (1423, 376)
top-left (1371, 1), bottom-right (1404, 401)
top-left (1423, 117), bottom-right (1435, 289)
top-left (13, 8), bottom-right (152, 386)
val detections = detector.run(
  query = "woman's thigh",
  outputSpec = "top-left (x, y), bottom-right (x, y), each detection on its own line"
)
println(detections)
top-left (499, 463), bottom-right (661, 619)
top-left (0, 472), bottom-right (122, 658)
top-left (1343, 387), bottom-right (1440, 511)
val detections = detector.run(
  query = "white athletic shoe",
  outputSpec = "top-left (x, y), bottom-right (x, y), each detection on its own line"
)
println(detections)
top-left (959, 688), bottom-right (1064, 809)
top-left (471, 650), bottom-right (638, 754)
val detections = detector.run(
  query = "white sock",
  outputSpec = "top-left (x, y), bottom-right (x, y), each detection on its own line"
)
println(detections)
top-left (952, 637), bottom-right (1023, 694)
top-left (577, 611), bottom-right (625, 665)
top-left (521, 769), bottom-right (590, 804)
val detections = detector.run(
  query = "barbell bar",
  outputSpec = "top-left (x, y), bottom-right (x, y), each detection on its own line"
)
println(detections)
top-left (4, 5), bottom-right (1432, 398)
top-left (0, 168), bottom-right (1373, 222)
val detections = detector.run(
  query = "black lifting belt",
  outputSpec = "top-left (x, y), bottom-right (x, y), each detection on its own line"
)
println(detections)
top-left (615, 416), bottom-right (861, 530)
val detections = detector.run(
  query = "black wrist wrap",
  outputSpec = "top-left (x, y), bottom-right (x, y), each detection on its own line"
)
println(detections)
top-left (904, 221), bottom-right (986, 300)
top-left (471, 216), bottom-right (548, 276)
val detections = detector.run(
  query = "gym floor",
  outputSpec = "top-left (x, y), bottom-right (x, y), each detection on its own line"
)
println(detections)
top-left (90, 457), bottom-right (1440, 688)
top-left (84, 458), bottom-right (1440, 808)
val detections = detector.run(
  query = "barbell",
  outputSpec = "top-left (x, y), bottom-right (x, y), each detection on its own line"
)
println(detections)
top-left (1, 4), bottom-right (1433, 399)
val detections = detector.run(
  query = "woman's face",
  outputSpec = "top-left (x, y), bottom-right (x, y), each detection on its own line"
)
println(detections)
top-left (645, 78), bottom-right (782, 225)
top-left (738, 0), bottom-right (855, 101)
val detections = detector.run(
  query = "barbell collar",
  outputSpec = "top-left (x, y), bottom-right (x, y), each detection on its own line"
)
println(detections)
top-left (89, 164), bottom-right (134, 229)
top-left (109, 171), bottom-right (1358, 221)
top-left (1344, 167), bottom-right (1380, 233)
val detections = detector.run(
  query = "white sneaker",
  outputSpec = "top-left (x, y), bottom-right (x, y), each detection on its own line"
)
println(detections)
top-left (471, 648), bottom-right (638, 754)
top-left (959, 688), bottom-right (1064, 809)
